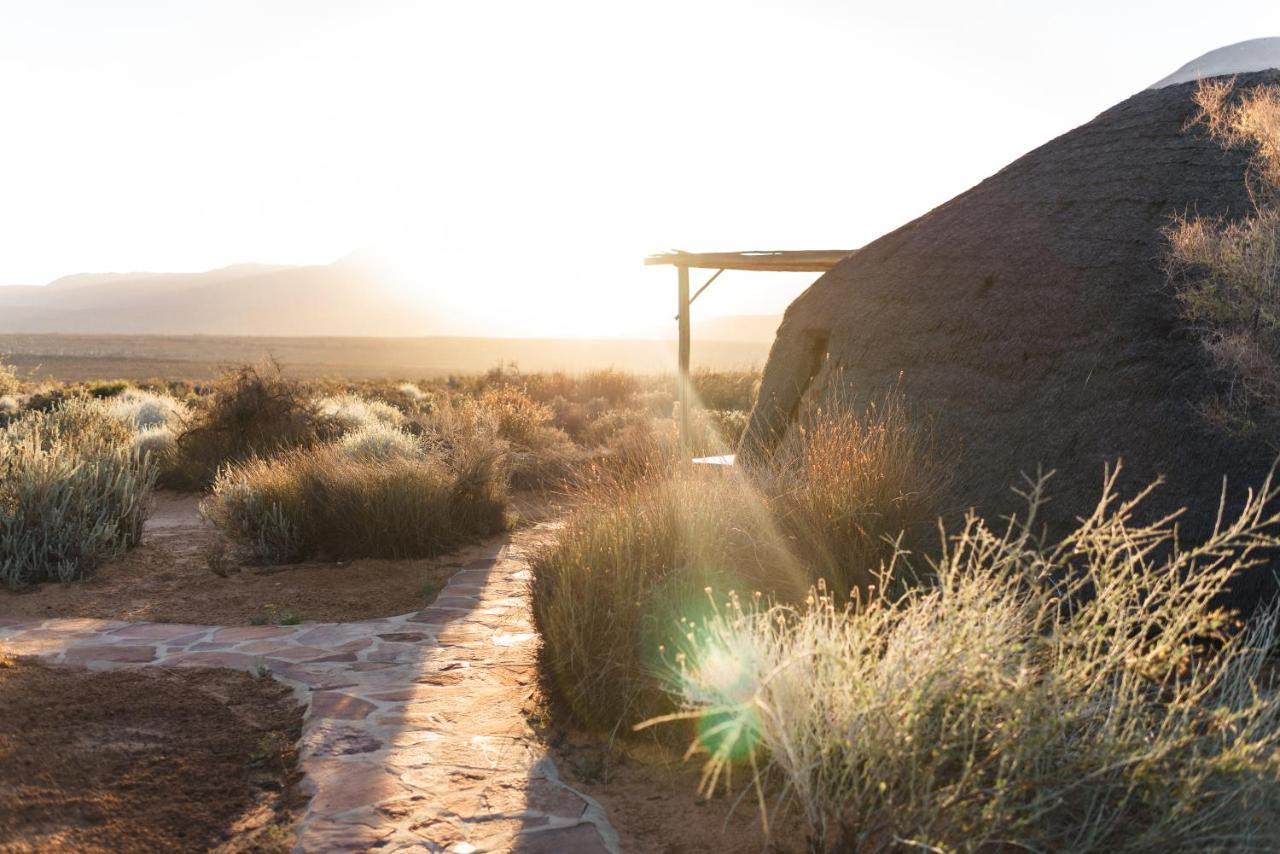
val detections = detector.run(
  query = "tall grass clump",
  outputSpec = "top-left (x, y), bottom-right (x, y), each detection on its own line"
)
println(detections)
top-left (205, 429), bottom-right (507, 563)
top-left (652, 470), bottom-right (1280, 852)
top-left (532, 472), bottom-right (799, 733)
top-left (0, 399), bottom-right (157, 588)
top-left (532, 395), bottom-right (947, 734)
top-left (763, 392), bottom-right (951, 596)
top-left (171, 363), bottom-right (336, 488)
top-left (1166, 79), bottom-right (1280, 441)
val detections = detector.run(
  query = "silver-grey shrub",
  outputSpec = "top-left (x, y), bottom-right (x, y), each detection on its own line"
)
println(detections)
top-left (0, 400), bottom-right (157, 588)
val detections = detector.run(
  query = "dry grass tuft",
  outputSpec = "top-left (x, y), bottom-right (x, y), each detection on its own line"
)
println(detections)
top-left (205, 429), bottom-right (507, 563)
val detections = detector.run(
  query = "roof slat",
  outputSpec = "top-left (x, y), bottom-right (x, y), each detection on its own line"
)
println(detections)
top-left (644, 249), bottom-right (853, 272)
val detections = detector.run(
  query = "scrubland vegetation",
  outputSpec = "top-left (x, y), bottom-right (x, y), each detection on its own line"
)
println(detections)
top-left (0, 360), bottom-right (759, 583)
top-left (1167, 79), bottom-right (1280, 441)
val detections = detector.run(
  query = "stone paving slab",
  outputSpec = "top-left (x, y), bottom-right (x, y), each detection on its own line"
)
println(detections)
top-left (0, 521), bottom-right (620, 854)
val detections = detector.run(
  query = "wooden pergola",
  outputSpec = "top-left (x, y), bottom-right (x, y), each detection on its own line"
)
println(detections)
top-left (644, 249), bottom-right (853, 451)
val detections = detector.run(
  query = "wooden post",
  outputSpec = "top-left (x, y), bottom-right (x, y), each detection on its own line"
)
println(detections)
top-left (677, 265), bottom-right (691, 453)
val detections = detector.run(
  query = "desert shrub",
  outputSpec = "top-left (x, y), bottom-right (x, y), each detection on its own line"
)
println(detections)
top-left (583, 408), bottom-right (654, 447)
top-left (0, 395), bottom-right (21, 419)
top-left (636, 388), bottom-right (676, 417)
top-left (206, 432), bottom-right (507, 563)
top-left (0, 358), bottom-right (18, 396)
top-left (548, 396), bottom-right (590, 440)
top-left (105, 387), bottom-right (189, 431)
top-left (478, 386), bottom-right (554, 446)
top-left (3, 396), bottom-right (134, 450)
top-left (477, 385), bottom-right (579, 488)
top-left (85, 380), bottom-right (129, 399)
top-left (0, 402), bottom-right (156, 588)
top-left (705, 408), bottom-right (748, 445)
top-left (131, 424), bottom-right (177, 461)
top-left (171, 364), bottom-right (337, 489)
top-left (576, 369), bottom-right (641, 406)
top-left (654, 471), bottom-right (1280, 852)
top-left (690, 368), bottom-right (760, 412)
top-left (1166, 79), bottom-right (1280, 440)
top-left (533, 395), bottom-right (946, 733)
top-left (338, 422), bottom-right (423, 462)
top-left (316, 393), bottom-right (406, 432)
top-left (397, 382), bottom-right (429, 402)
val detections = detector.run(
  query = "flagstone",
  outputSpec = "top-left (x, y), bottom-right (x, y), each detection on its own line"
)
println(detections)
top-left (310, 691), bottom-right (378, 720)
top-left (210, 625), bottom-right (296, 642)
top-left (108, 622), bottom-right (205, 639)
top-left (64, 644), bottom-right (157, 664)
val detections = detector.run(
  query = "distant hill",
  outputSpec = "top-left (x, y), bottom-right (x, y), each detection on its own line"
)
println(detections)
top-left (0, 260), bottom-right (440, 337)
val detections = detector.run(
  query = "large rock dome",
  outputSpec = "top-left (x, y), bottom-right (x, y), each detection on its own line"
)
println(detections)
top-left (741, 43), bottom-right (1280, 611)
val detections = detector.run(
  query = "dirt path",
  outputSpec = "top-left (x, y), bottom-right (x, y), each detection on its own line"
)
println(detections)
top-left (0, 521), bottom-right (619, 853)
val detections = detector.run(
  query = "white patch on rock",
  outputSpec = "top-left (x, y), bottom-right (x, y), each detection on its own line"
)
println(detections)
top-left (1150, 37), bottom-right (1280, 89)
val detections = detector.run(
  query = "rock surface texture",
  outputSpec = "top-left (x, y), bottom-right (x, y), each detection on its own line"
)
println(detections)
top-left (741, 69), bottom-right (1280, 612)
top-left (0, 522), bottom-right (620, 854)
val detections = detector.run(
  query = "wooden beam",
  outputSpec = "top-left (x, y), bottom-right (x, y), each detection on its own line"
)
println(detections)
top-left (645, 249), bottom-right (852, 273)
top-left (677, 265), bottom-right (690, 453)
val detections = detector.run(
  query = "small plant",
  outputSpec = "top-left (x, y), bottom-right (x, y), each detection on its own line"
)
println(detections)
top-left (203, 539), bottom-right (231, 577)
top-left (420, 576), bottom-right (442, 601)
top-left (250, 604), bottom-right (302, 626)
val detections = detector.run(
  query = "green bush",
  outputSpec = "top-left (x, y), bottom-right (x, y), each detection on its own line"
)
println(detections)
top-left (656, 470), bottom-right (1280, 852)
top-left (205, 430), bottom-right (507, 563)
top-left (0, 401), bottom-right (157, 588)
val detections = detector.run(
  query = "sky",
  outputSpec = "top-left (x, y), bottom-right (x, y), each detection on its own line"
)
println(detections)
top-left (1, 1), bottom-right (1278, 337)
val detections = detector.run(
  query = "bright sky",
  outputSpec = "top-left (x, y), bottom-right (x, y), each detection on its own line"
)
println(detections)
top-left (1, 1), bottom-right (1277, 337)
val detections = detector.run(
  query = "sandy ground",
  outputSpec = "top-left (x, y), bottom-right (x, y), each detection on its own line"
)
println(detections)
top-left (0, 657), bottom-right (304, 852)
top-left (0, 491), bottom-right (552, 625)
top-left (551, 732), bottom-right (806, 854)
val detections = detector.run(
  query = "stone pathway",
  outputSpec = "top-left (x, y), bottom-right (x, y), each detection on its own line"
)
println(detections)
top-left (0, 521), bottom-right (620, 854)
